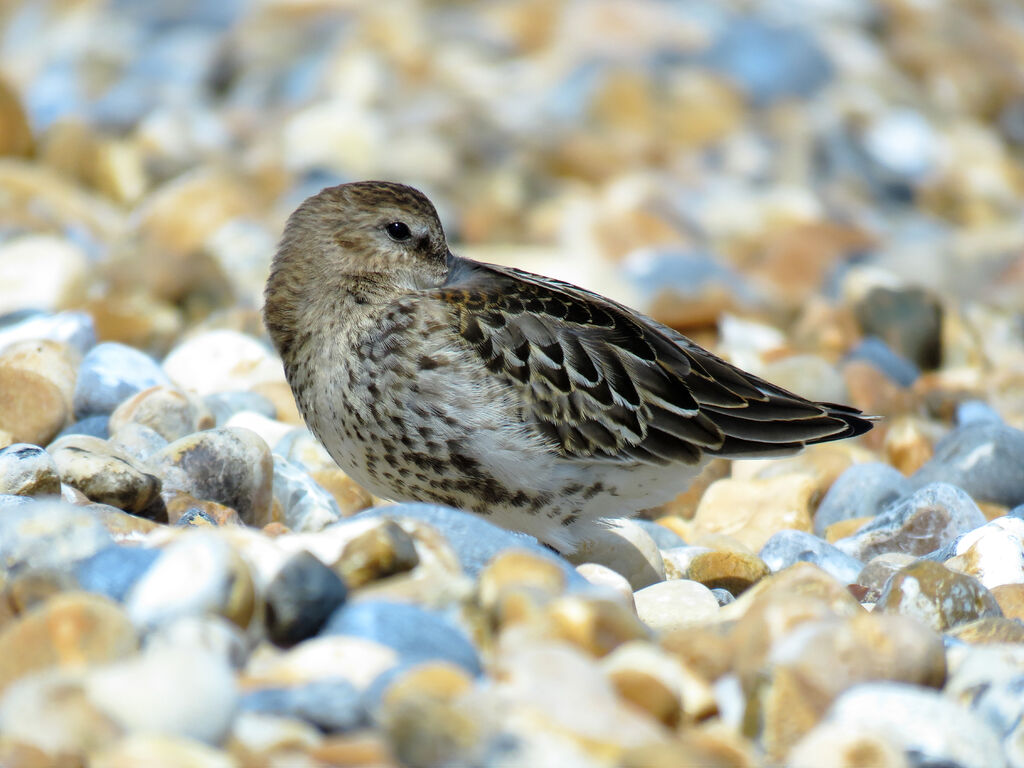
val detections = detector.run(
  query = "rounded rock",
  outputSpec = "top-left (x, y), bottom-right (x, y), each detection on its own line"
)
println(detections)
top-left (0, 443), bottom-right (61, 497)
top-left (813, 462), bottom-right (912, 537)
top-left (162, 330), bottom-right (286, 396)
top-left (545, 596), bottom-right (650, 657)
top-left (272, 455), bottom-right (344, 533)
top-left (760, 530), bottom-right (864, 585)
top-left (332, 519), bottom-right (420, 589)
top-left (875, 560), bottom-right (1002, 631)
top-left (108, 386), bottom-right (214, 443)
top-left (0, 339), bottom-right (77, 445)
top-left (265, 550), bottom-right (348, 648)
top-left (634, 579), bottom-right (719, 634)
top-left (685, 550), bottom-right (770, 595)
top-left (152, 427), bottom-right (273, 527)
top-left (72, 342), bottom-right (171, 419)
top-left (693, 474), bottom-right (818, 551)
top-left (566, 519), bottom-right (665, 591)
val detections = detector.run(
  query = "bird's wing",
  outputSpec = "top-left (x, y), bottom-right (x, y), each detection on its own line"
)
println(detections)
top-left (429, 258), bottom-right (873, 465)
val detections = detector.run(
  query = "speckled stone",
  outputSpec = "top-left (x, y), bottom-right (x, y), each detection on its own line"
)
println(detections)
top-left (265, 550), bottom-right (347, 647)
top-left (152, 427), bottom-right (273, 527)
top-left (834, 483), bottom-right (987, 561)
top-left (874, 560), bottom-right (1002, 631)
top-left (48, 434), bottom-right (164, 519)
top-left (0, 443), bottom-right (60, 496)
top-left (0, 592), bottom-right (138, 695)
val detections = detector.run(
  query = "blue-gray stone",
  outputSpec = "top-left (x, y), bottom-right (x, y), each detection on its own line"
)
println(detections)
top-left (204, 390), bottom-right (277, 426)
top-left (910, 422), bottom-right (1024, 508)
top-left (703, 18), bottom-right (833, 106)
top-left (175, 508), bottom-right (218, 527)
top-left (273, 455), bottom-right (343, 532)
top-left (55, 415), bottom-right (110, 441)
top-left (321, 600), bottom-right (481, 676)
top-left (845, 337), bottom-right (920, 387)
top-left (0, 310), bottom-right (96, 357)
top-left (955, 400), bottom-right (1003, 427)
top-left (814, 462), bottom-right (913, 536)
top-left (834, 483), bottom-right (987, 561)
top-left (1009, 504), bottom-right (1024, 521)
top-left (265, 550), bottom-right (347, 647)
top-left (0, 494), bottom-right (34, 511)
top-left (632, 518), bottom-right (686, 550)
top-left (74, 545), bottom-right (161, 602)
top-left (73, 342), bottom-right (172, 419)
top-left (711, 588), bottom-right (735, 606)
top-left (760, 530), bottom-right (865, 582)
top-left (240, 680), bottom-right (366, 732)
top-left (620, 248), bottom-right (758, 307)
top-left (351, 503), bottom-right (589, 590)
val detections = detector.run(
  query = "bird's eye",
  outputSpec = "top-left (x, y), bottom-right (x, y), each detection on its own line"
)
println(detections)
top-left (385, 221), bottom-right (412, 242)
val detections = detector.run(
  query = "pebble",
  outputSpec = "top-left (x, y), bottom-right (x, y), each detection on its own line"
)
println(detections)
top-left (109, 421), bottom-right (169, 461)
top-left (540, 595), bottom-right (650, 658)
top-left (911, 423), bottom-right (1024, 509)
top-left (152, 426), bottom-right (273, 527)
top-left (74, 545), bottom-right (161, 603)
top-left (57, 414), bottom-right (111, 441)
top-left (332, 518), bottom-right (421, 588)
top-left (575, 562), bottom-right (636, 607)
top-left (759, 530), bottom-right (864, 585)
top-left (633, 579), bottom-right (719, 634)
top-left (601, 640), bottom-right (703, 726)
top-left (854, 552), bottom-right (916, 594)
top-left (72, 342), bottom-right (172, 419)
top-left (683, 549), bottom-right (769, 595)
top-left (566, 519), bottom-right (665, 590)
top-left (0, 443), bottom-right (61, 496)
top-left (240, 679), bottom-right (366, 733)
top-left (108, 386), bottom-right (214, 443)
top-left (126, 532), bottom-right (255, 630)
top-left (0, 500), bottom-right (112, 571)
top-left (264, 550), bottom-right (347, 647)
top-left (48, 434), bottom-right (165, 518)
top-left (243, 635), bottom-right (399, 692)
top-left (692, 473), bottom-right (818, 551)
top-left (0, 310), bottom-right (95, 359)
top-left (0, 339), bottom-right (77, 446)
top-left (0, 234), bottom-right (88, 315)
top-left (0, 592), bottom-right (138, 695)
top-left (271, 455), bottom-right (343, 533)
top-left (822, 683), bottom-right (1005, 768)
top-left (944, 516), bottom-right (1024, 589)
top-left (203, 390), bottom-right (277, 426)
top-left (162, 330), bottom-right (286, 396)
top-left (834, 482), bottom-right (988, 561)
top-left (477, 548), bottom-right (566, 610)
top-left (813, 462), bottom-right (912, 537)
top-left (853, 286), bottom-right (943, 371)
top-left (90, 734), bottom-right (237, 768)
top-left (875, 560), bottom-right (1003, 631)
top-left (990, 583), bottom-right (1024, 621)
top-left (321, 600), bottom-right (481, 676)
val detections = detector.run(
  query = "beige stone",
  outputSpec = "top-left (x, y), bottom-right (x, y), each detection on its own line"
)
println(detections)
top-left (0, 340), bottom-right (77, 446)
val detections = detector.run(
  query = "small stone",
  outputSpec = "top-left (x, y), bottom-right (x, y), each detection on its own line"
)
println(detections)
top-left (990, 583), bottom-right (1024, 621)
top-left (786, 722), bottom-right (912, 768)
top-left (108, 422), bottom-right (168, 461)
top-left (875, 560), bottom-right (1002, 631)
top-left (693, 474), bottom-right (818, 551)
top-left (108, 386), bottom-right (214, 443)
top-left (759, 530), bottom-right (864, 585)
top-left (813, 462), bottom-right (912, 537)
top-left (152, 427), bottom-right (273, 527)
top-left (543, 596), bottom-right (650, 657)
top-left (0, 339), bottom-right (77, 445)
top-left (724, 562), bottom-right (863, 625)
top-left (478, 549), bottom-right (566, 610)
top-left (228, 711), bottom-right (322, 764)
top-left (854, 286), bottom-right (943, 371)
top-left (272, 455), bottom-right (344, 533)
top-left (0, 235), bottom-right (87, 316)
top-left (162, 330), bottom-right (286, 396)
top-left (684, 550), bottom-right (769, 595)
top-left (949, 616), bottom-right (1024, 645)
top-left (48, 435), bottom-right (164, 518)
top-left (0, 310), bottom-right (95, 359)
top-left (659, 622), bottom-right (735, 684)
top-left (834, 483), bottom-right (987, 561)
top-left (0, 501), bottom-right (112, 571)
top-left (85, 646), bottom-right (238, 745)
top-left (622, 731), bottom-right (757, 768)
top-left (241, 679), bottom-right (366, 733)
top-left (265, 551), bottom-right (347, 648)
top-left (634, 579), bottom-right (719, 634)
top-left (90, 733), bottom-right (236, 768)
top-left (566, 519), bottom-right (665, 590)
top-left (824, 516), bottom-right (873, 542)
top-left (243, 635), bottom-right (399, 692)
top-left (56, 415), bottom-right (111, 442)
top-left (0, 592), bottom-right (138, 695)
top-left (226, 410), bottom-right (294, 449)
top-left (883, 416), bottom-right (935, 476)
top-left (575, 562), bottom-right (636, 607)
top-left (632, 518), bottom-right (687, 549)
top-left (854, 553), bottom-right (916, 594)
top-left (322, 600), bottom-right (481, 675)
top-left (0, 568), bottom-right (78, 627)
top-left (0, 77), bottom-right (33, 157)
top-left (74, 546), bottom-right (161, 603)
top-left (73, 342), bottom-right (171, 420)
top-left (204, 390), bottom-right (277, 426)
top-left (126, 531), bottom-right (255, 630)
top-left (333, 519), bottom-right (420, 588)
top-left (166, 494), bottom-right (242, 527)
top-left (823, 683), bottom-right (1004, 768)
top-left (601, 640), bottom-right (704, 727)
top-left (0, 443), bottom-right (60, 496)
top-left (945, 516), bottom-right (1024, 589)
top-left (910, 422), bottom-right (1024, 508)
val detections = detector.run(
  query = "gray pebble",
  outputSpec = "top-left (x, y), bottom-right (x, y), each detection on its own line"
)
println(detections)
top-left (54, 415), bottom-right (110, 441)
top-left (265, 550), bottom-right (347, 648)
top-left (204, 390), bottom-right (277, 426)
top-left (814, 462), bottom-right (912, 536)
top-left (74, 545), bottom-right (161, 602)
top-left (0, 443), bottom-right (61, 497)
top-left (240, 680), bottom-right (367, 732)
top-left (0, 310), bottom-right (96, 358)
top-left (72, 341), bottom-right (171, 419)
top-left (760, 530), bottom-right (865, 584)
top-left (272, 455), bottom-right (343, 533)
top-left (632, 518), bottom-right (687, 549)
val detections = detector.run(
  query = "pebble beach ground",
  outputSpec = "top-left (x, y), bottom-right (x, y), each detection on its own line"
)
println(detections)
top-left (2, 1), bottom-right (1024, 766)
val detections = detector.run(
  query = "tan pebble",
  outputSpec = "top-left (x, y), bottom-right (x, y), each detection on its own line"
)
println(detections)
top-left (382, 662), bottom-right (474, 705)
top-left (883, 416), bottom-right (934, 476)
top-left (0, 592), bottom-right (138, 695)
top-left (89, 733), bottom-right (233, 768)
top-left (692, 474), bottom-right (818, 551)
top-left (722, 562), bottom-right (863, 624)
top-left (81, 291), bottom-right (183, 354)
top-left (0, 78), bottom-right (33, 156)
top-left (990, 583), bottom-right (1024, 621)
top-left (0, 340), bottom-right (77, 446)
top-left (48, 435), bottom-right (164, 518)
top-left (652, 515), bottom-right (692, 542)
top-left (730, 443), bottom-right (873, 496)
top-left (262, 522), bottom-right (291, 537)
top-left (566, 519), bottom-right (665, 590)
top-left (309, 468), bottom-right (375, 516)
top-left (0, 428), bottom-right (13, 449)
top-left (842, 360), bottom-right (916, 427)
top-left (621, 726), bottom-right (757, 768)
top-left (165, 493), bottom-right (241, 527)
top-left (252, 381), bottom-right (304, 426)
top-left (334, 520), bottom-right (419, 588)
top-left (0, 235), bottom-right (88, 315)
top-left (243, 636), bottom-right (398, 691)
top-left (855, 553), bottom-right (916, 593)
top-left (87, 504), bottom-right (163, 538)
top-left (659, 622), bottom-right (734, 683)
top-left (874, 560), bottom-right (1001, 631)
top-left (656, 458), bottom-right (731, 520)
top-left (634, 579), bottom-right (719, 634)
top-left (227, 711), bottom-right (321, 763)
top-left (787, 721), bottom-right (909, 768)
top-left (109, 386), bottom-right (213, 442)
top-left (478, 549), bottom-right (566, 610)
top-left (948, 616), bottom-right (1024, 645)
top-left (685, 550), bottom-right (769, 595)
top-left (546, 595), bottom-right (650, 657)
top-left (824, 515), bottom-right (874, 543)
top-left (311, 734), bottom-right (397, 767)
top-left (977, 501), bottom-right (1009, 521)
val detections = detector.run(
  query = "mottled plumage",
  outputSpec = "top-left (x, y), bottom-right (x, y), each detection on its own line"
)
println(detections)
top-left (264, 181), bottom-right (873, 550)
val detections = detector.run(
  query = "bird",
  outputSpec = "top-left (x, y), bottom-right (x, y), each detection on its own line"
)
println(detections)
top-left (264, 181), bottom-right (874, 551)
